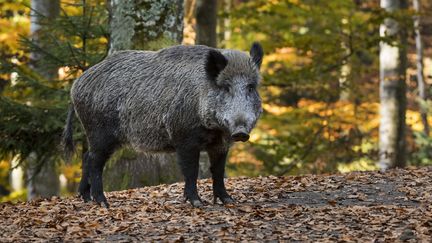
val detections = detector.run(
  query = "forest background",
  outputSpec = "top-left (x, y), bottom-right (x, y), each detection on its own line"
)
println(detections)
top-left (0, 0), bottom-right (431, 202)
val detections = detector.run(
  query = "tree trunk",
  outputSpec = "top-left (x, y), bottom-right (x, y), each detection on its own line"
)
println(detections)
top-left (29, 0), bottom-right (60, 79)
top-left (104, 0), bottom-right (185, 189)
top-left (378, 0), bottom-right (407, 171)
top-left (27, 153), bottom-right (59, 200)
top-left (27, 0), bottom-right (60, 200)
top-left (194, 0), bottom-right (218, 178)
top-left (10, 155), bottom-right (24, 193)
top-left (413, 0), bottom-right (429, 136)
top-left (216, 0), bottom-right (231, 47)
top-left (222, 0), bottom-right (232, 44)
top-left (196, 0), bottom-right (217, 48)
top-left (108, 0), bottom-right (183, 53)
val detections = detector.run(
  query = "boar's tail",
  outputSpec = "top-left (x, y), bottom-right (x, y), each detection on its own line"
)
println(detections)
top-left (62, 104), bottom-right (75, 162)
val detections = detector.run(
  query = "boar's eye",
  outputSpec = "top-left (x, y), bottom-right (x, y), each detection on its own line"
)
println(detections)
top-left (221, 84), bottom-right (230, 93)
top-left (247, 84), bottom-right (256, 93)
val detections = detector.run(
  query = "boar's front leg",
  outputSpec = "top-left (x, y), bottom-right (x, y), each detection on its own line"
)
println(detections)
top-left (208, 148), bottom-right (234, 204)
top-left (176, 148), bottom-right (203, 207)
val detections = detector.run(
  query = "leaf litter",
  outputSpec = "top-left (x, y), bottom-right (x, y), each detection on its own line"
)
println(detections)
top-left (0, 166), bottom-right (431, 241)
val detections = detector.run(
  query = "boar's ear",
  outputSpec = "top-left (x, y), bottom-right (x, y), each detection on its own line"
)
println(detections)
top-left (250, 42), bottom-right (264, 69)
top-left (205, 49), bottom-right (227, 81)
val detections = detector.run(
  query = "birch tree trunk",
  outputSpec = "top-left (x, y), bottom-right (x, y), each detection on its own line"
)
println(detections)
top-left (413, 0), bottom-right (429, 136)
top-left (216, 0), bottom-right (231, 47)
top-left (378, 0), bottom-right (408, 171)
top-left (27, 0), bottom-right (60, 200)
top-left (103, 0), bottom-right (184, 189)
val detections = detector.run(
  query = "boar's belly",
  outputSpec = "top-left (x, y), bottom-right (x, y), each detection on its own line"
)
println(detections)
top-left (127, 127), bottom-right (175, 153)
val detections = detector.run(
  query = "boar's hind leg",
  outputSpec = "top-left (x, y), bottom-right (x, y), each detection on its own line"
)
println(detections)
top-left (78, 152), bottom-right (91, 202)
top-left (87, 134), bottom-right (118, 208)
top-left (208, 149), bottom-right (234, 204)
top-left (176, 148), bottom-right (203, 207)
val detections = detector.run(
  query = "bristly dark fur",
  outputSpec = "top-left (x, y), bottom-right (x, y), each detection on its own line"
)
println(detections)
top-left (66, 43), bottom-right (264, 207)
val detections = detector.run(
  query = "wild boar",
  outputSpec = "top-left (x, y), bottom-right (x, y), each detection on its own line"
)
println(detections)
top-left (63, 43), bottom-right (264, 207)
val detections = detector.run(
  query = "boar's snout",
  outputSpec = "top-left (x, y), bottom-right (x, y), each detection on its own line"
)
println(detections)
top-left (231, 127), bottom-right (250, 142)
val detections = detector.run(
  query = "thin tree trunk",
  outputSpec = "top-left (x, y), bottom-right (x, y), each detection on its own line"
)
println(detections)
top-left (27, 0), bottom-right (60, 200)
top-left (223, 0), bottom-right (231, 43)
top-left (217, 0), bottom-right (231, 47)
top-left (10, 155), bottom-right (24, 192)
top-left (339, 43), bottom-right (351, 101)
top-left (413, 0), bottom-right (429, 136)
top-left (196, 0), bottom-right (217, 47)
top-left (104, 0), bottom-right (185, 189)
top-left (378, 0), bottom-right (407, 171)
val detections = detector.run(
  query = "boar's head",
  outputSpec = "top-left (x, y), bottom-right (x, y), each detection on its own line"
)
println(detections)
top-left (202, 42), bottom-right (264, 142)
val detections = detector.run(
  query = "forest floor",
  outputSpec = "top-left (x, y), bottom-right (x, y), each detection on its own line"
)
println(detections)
top-left (0, 166), bottom-right (431, 242)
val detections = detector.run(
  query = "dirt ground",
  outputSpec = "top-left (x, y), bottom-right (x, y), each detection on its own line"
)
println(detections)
top-left (0, 166), bottom-right (431, 242)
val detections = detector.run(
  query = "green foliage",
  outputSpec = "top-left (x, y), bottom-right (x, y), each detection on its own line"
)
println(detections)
top-left (0, 96), bottom-right (65, 163)
top-left (410, 99), bottom-right (432, 166)
top-left (228, 0), bottom-right (384, 103)
top-left (0, 0), bottom-right (428, 190)
top-left (0, 188), bottom-right (27, 203)
top-left (248, 102), bottom-right (378, 175)
top-left (20, 1), bottom-right (108, 74)
top-left (411, 131), bottom-right (432, 165)
top-left (226, 0), bottom-right (406, 175)
top-left (0, 0), bottom-right (108, 170)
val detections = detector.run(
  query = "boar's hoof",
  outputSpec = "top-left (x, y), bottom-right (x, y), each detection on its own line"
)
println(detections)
top-left (101, 201), bottom-right (110, 208)
top-left (214, 195), bottom-right (235, 205)
top-left (79, 192), bottom-right (91, 203)
top-left (92, 195), bottom-right (110, 208)
top-left (93, 200), bottom-right (109, 208)
top-left (184, 193), bottom-right (204, 207)
top-left (190, 199), bottom-right (204, 208)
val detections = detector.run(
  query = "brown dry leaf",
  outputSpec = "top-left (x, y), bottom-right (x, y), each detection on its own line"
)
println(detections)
top-left (238, 205), bottom-right (254, 213)
top-left (327, 199), bottom-right (338, 206)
